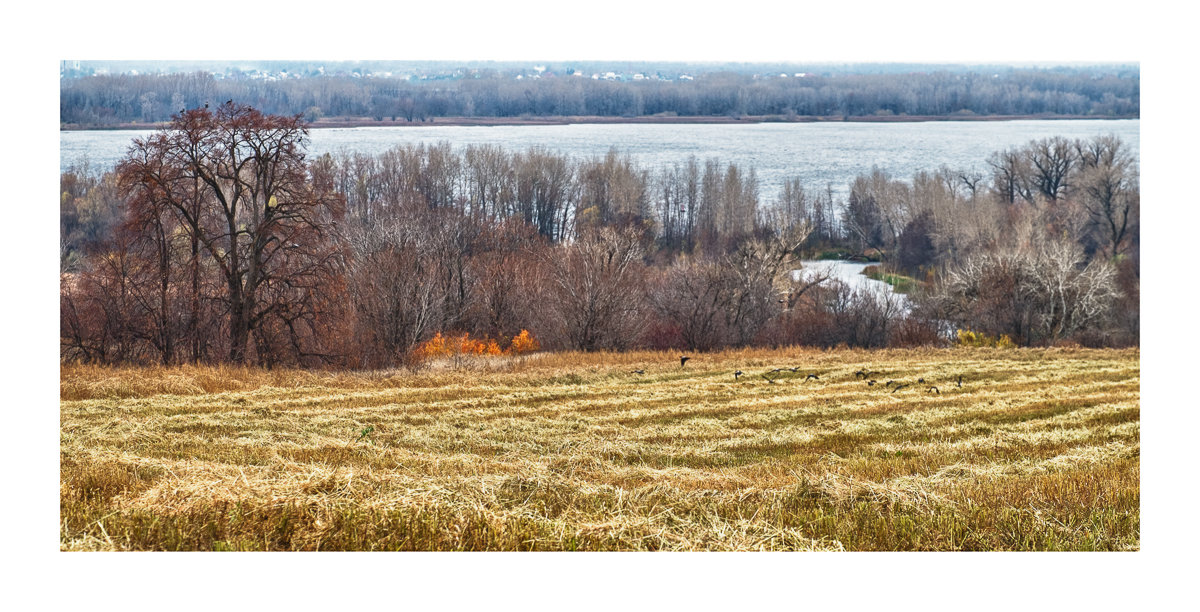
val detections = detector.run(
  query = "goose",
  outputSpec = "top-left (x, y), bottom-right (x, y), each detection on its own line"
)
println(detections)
top-left (630, 369), bottom-right (645, 375)
top-left (928, 386), bottom-right (940, 394)
top-left (680, 356), bottom-right (691, 367)
top-left (867, 380), bottom-right (877, 386)
top-left (805, 373), bottom-right (820, 381)
top-left (891, 384), bottom-right (909, 393)
top-left (957, 375), bottom-right (963, 388)
top-left (734, 370), bottom-right (743, 380)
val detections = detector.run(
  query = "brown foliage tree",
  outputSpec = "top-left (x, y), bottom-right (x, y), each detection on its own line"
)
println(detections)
top-left (117, 102), bottom-right (345, 365)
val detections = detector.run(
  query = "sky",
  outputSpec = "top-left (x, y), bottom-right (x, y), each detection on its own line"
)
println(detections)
top-left (6, 0), bottom-right (1198, 608)
top-left (46, 1), bottom-right (1148, 64)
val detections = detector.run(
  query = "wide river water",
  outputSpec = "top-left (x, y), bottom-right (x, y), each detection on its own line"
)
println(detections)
top-left (61, 119), bottom-right (1138, 198)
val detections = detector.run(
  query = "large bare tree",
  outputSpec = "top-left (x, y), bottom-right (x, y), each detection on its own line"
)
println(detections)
top-left (118, 102), bottom-right (344, 364)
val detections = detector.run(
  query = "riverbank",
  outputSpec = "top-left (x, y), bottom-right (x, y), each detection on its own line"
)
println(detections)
top-left (60, 113), bottom-right (1139, 131)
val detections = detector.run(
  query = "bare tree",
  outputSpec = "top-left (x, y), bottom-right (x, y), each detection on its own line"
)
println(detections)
top-left (1026, 136), bottom-right (1078, 203)
top-left (543, 226), bottom-right (649, 350)
top-left (345, 216), bottom-right (445, 367)
top-left (1028, 238), bottom-right (1119, 343)
top-left (935, 236), bottom-right (1119, 345)
top-left (1075, 136), bottom-right (1138, 258)
top-left (651, 259), bottom-right (732, 351)
top-left (117, 102), bottom-right (345, 364)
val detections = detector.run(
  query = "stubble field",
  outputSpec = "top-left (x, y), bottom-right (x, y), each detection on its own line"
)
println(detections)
top-left (60, 347), bottom-right (1139, 551)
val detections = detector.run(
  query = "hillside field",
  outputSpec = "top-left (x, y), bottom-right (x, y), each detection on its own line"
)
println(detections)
top-left (60, 347), bottom-right (1139, 551)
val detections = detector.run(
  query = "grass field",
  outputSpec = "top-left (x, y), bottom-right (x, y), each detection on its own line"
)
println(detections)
top-left (60, 347), bottom-right (1139, 551)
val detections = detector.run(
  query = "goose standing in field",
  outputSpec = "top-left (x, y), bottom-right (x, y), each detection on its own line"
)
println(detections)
top-left (891, 383), bottom-right (909, 393)
top-left (680, 355), bottom-right (691, 367)
top-left (957, 375), bottom-right (963, 388)
top-left (734, 370), bottom-right (743, 380)
top-left (928, 386), bottom-right (940, 394)
top-left (761, 373), bottom-right (777, 384)
top-left (630, 369), bottom-right (645, 375)
top-left (867, 379), bottom-right (878, 386)
top-left (805, 373), bottom-right (820, 382)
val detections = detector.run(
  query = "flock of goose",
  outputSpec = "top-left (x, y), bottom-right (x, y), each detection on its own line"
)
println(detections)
top-left (853, 369), bottom-right (964, 394)
top-left (628, 356), bottom-right (965, 394)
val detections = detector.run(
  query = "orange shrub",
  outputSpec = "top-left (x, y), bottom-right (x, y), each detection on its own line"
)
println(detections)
top-left (416, 332), bottom-right (449, 358)
top-left (508, 329), bottom-right (540, 354)
top-left (416, 331), bottom-right (509, 359)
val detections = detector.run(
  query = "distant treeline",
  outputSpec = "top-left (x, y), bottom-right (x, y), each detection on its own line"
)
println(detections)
top-left (60, 67), bottom-right (1139, 125)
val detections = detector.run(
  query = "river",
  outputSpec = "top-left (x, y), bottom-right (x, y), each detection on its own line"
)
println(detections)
top-left (60, 119), bottom-right (1139, 198)
top-left (794, 260), bottom-right (911, 310)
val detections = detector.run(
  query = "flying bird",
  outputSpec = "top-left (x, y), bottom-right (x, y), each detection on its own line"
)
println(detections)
top-left (680, 356), bottom-right (691, 367)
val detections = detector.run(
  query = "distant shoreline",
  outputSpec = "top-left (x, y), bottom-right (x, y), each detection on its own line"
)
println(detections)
top-left (60, 113), bottom-right (1139, 131)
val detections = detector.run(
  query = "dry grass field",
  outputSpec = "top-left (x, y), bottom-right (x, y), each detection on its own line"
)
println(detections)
top-left (60, 347), bottom-right (1139, 551)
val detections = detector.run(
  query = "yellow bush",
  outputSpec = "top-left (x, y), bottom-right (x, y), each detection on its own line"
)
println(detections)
top-left (956, 329), bottom-right (1015, 348)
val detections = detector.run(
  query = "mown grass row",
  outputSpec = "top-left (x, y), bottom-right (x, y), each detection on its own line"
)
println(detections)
top-left (61, 347), bottom-right (1139, 550)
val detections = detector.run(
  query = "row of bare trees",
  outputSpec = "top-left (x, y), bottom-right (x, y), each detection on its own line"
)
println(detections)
top-left (839, 136), bottom-right (1138, 270)
top-left (61, 68), bottom-right (1138, 126)
top-left (317, 144), bottom-right (785, 254)
top-left (60, 106), bottom-right (1139, 366)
